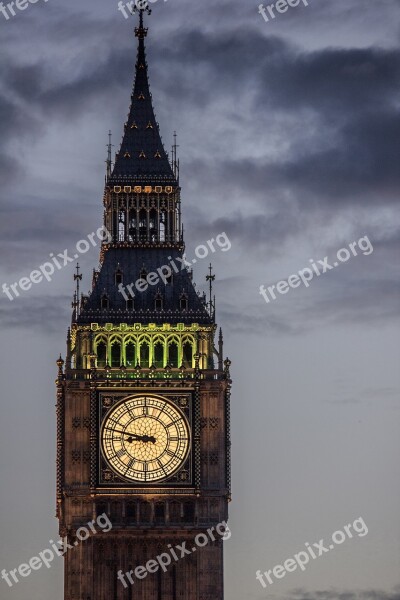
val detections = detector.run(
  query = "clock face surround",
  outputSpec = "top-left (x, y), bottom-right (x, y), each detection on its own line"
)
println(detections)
top-left (100, 395), bottom-right (190, 483)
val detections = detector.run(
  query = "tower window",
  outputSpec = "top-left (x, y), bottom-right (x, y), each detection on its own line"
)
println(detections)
top-left (154, 341), bottom-right (164, 368)
top-left (182, 341), bottom-right (193, 368)
top-left (180, 293), bottom-right (188, 311)
top-left (168, 342), bottom-right (178, 368)
top-left (155, 294), bottom-right (163, 311)
top-left (155, 503), bottom-right (165, 524)
top-left (169, 501), bottom-right (181, 523)
top-left (111, 342), bottom-right (121, 368)
top-left (101, 295), bottom-right (109, 310)
top-left (183, 502), bottom-right (195, 523)
top-left (139, 267), bottom-right (148, 281)
top-left (96, 342), bottom-right (107, 368)
top-left (115, 269), bottom-right (123, 286)
top-left (126, 342), bottom-right (136, 367)
top-left (96, 503), bottom-right (107, 518)
top-left (126, 298), bottom-right (134, 310)
top-left (140, 342), bottom-right (149, 368)
top-left (126, 502), bottom-right (136, 523)
top-left (140, 502), bottom-right (151, 523)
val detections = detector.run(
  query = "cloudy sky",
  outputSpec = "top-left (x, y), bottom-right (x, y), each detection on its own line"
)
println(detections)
top-left (0, 0), bottom-right (399, 598)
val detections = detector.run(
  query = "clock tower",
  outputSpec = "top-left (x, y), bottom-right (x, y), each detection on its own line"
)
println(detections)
top-left (56, 8), bottom-right (232, 600)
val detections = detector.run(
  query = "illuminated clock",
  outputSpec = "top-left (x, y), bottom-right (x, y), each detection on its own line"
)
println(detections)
top-left (100, 395), bottom-right (190, 483)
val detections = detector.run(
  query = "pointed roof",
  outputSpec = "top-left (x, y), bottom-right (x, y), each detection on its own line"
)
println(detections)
top-left (110, 11), bottom-right (177, 186)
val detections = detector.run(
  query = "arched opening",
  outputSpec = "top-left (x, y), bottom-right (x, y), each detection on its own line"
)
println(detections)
top-left (184, 502), bottom-right (195, 523)
top-left (128, 213), bottom-right (137, 241)
top-left (111, 501), bottom-right (121, 523)
top-left (126, 342), bottom-right (135, 367)
top-left (155, 293), bottom-right (163, 311)
top-left (149, 209), bottom-right (157, 242)
top-left (111, 342), bottom-right (121, 367)
top-left (169, 502), bottom-right (181, 523)
top-left (155, 502), bottom-right (165, 524)
top-left (182, 341), bottom-right (193, 368)
top-left (180, 294), bottom-right (188, 311)
top-left (139, 209), bottom-right (147, 242)
top-left (115, 268), bottom-right (123, 286)
top-left (154, 341), bottom-right (164, 368)
top-left (126, 502), bottom-right (136, 524)
top-left (168, 342), bottom-right (179, 368)
top-left (140, 502), bottom-right (151, 523)
top-left (159, 212), bottom-right (166, 242)
top-left (96, 342), bottom-right (107, 368)
top-left (101, 295), bottom-right (109, 310)
top-left (96, 502), bottom-right (107, 518)
top-left (140, 342), bottom-right (149, 368)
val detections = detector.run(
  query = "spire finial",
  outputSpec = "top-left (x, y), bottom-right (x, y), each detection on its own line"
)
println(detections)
top-left (172, 131), bottom-right (180, 182)
top-left (73, 263), bottom-right (82, 319)
top-left (106, 130), bottom-right (113, 179)
top-left (206, 264), bottom-right (216, 318)
top-left (134, 1), bottom-right (151, 39)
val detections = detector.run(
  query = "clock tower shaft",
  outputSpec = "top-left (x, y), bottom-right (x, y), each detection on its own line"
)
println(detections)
top-left (56, 8), bottom-right (232, 600)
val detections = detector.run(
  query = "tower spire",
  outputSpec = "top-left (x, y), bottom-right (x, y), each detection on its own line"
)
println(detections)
top-left (109, 1), bottom-right (175, 185)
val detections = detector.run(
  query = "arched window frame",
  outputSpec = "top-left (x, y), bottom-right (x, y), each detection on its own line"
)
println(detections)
top-left (167, 335), bottom-right (180, 368)
top-left (109, 335), bottom-right (123, 368)
top-left (124, 336), bottom-right (137, 367)
top-left (94, 335), bottom-right (108, 368)
top-left (152, 336), bottom-right (165, 368)
top-left (138, 335), bottom-right (151, 368)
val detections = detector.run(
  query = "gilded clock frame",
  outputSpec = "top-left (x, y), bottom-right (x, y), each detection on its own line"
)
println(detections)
top-left (97, 391), bottom-right (194, 489)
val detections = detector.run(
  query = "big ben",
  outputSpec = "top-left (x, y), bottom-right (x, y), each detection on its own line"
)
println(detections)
top-left (56, 7), bottom-right (232, 600)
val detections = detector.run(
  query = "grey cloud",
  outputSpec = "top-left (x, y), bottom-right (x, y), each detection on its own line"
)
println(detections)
top-left (0, 295), bottom-right (71, 332)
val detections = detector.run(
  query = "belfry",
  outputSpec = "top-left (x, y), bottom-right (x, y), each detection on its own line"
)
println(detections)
top-left (56, 7), bottom-right (232, 600)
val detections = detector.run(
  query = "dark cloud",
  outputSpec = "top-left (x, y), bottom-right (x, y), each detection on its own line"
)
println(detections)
top-left (0, 3), bottom-right (398, 332)
top-left (0, 295), bottom-right (71, 332)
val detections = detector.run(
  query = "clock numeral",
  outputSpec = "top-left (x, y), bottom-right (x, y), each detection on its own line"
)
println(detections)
top-left (116, 449), bottom-right (126, 458)
top-left (157, 459), bottom-right (167, 472)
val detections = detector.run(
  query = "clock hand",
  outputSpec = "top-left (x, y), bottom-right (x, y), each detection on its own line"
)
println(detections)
top-left (107, 428), bottom-right (156, 444)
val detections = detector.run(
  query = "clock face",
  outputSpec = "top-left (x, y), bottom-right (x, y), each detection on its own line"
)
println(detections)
top-left (101, 395), bottom-right (190, 483)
